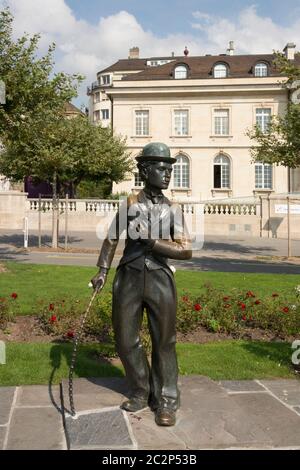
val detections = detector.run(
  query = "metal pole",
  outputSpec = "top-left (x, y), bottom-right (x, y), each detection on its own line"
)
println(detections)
top-left (38, 194), bottom-right (42, 248)
top-left (65, 194), bottom-right (68, 251)
top-left (23, 217), bottom-right (28, 248)
top-left (287, 196), bottom-right (291, 258)
top-left (259, 196), bottom-right (262, 238)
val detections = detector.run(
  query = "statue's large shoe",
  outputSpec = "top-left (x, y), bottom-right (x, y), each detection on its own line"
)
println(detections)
top-left (120, 397), bottom-right (148, 412)
top-left (155, 406), bottom-right (176, 426)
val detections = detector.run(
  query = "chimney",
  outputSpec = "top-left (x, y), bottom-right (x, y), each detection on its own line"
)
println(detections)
top-left (128, 47), bottom-right (140, 59)
top-left (283, 43), bottom-right (296, 60)
top-left (227, 41), bottom-right (234, 56)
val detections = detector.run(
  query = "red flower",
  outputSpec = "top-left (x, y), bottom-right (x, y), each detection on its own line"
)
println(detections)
top-left (242, 315), bottom-right (247, 321)
top-left (272, 293), bottom-right (279, 298)
top-left (11, 292), bottom-right (18, 299)
top-left (67, 331), bottom-right (74, 338)
top-left (246, 291), bottom-right (255, 298)
top-left (49, 303), bottom-right (55, 311)
top-left (249, 315), bottom-right (253, 321)
top-left (50, 315), bottom-right (57, 323)
top-left (223, 296), bottom-right (230, 301)
top-left (194, 303), bottom-right (202, 311)
top-left (282, 307), bottom-right (289, 313)
top-left (254, 300), bottom-right (261, 305)
top-left (239, 303), bottom-right (246, 310)
top-left (182, 296), bottom-right (189, 302)
top-left (224, 303), bottom-right (231, 309)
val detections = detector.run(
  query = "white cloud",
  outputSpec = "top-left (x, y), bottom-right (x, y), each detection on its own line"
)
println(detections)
top-left (1, 1), bottom-right (300, 105)
top-left (191, 5), bottom-right (300, 54)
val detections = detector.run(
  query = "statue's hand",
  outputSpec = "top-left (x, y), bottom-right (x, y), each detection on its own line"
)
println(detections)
top-left (91, 268), bottom-right (108, 293)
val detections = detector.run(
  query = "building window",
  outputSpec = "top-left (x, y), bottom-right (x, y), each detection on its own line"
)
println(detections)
top-left (173, 154), bottom-right (190, 188)
top-left (135, 110), bottom-right (149, 136)
top-left (174, 109), bottom-right (189, 136)
top-left (101, 109), bottom-right (109, 120)
top-left (254, 63), bottom-right (268, 77)
top-left (214, 109), bottom-right (229, 135)
top-left (174, 65), bottom-right (188, 79)
top-left (93, 110), bottom-right (100, 122)
top-left (213, 63), bottom-right (228, 78)
top-left (94, 92), bottom-right (100, 104)
top-left (214, 154), bottom-right (230, 188)
top-left (101, 75), bottom-right (111, 85)
top-left (134, 172), bottom-right (143, 187)
top-left (256, 108), bottom-right (271, 133)
top-left (255, 162), bottom-right (273, 189)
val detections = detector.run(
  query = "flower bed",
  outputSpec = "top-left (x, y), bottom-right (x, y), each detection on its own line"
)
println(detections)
top-left (177, 284), bottom-right (300, 338)
top-left (1, 284), bottom-right (300, 346)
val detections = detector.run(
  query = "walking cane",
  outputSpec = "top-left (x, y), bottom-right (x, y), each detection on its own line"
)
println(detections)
top-left (68, 281), bottom-right (102, 417)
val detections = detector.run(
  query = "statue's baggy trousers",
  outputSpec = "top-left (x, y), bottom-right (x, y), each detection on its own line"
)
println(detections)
top-left (112, 263), bottom-right (179, 410)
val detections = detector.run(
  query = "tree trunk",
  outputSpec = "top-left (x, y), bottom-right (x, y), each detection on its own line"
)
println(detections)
top-left (52, 171), bottom-right (58, 249)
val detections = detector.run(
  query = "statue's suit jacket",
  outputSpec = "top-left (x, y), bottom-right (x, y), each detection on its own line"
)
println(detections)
top-left (97, 189), bottom-right (192, 270)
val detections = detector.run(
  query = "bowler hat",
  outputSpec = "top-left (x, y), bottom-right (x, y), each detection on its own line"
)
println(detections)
top-left (136, 142), bottom-right (177, 163)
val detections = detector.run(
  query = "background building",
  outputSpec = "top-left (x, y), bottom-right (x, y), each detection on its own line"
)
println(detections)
top-left (88, 43), bottom-right (300, 201)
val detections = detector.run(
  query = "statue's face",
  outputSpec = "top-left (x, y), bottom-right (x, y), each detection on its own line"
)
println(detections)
top-left (144, 161), bottom-right (173, 189)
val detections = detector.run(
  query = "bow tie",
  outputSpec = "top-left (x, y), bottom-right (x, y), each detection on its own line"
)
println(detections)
top-left (144, 190), bottom-right (163, 205)
top-left (150, 195), bottom-right (163, 204)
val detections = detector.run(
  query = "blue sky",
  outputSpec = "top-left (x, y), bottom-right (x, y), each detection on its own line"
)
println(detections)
top-left (2, 0), bottom-right (300, 106)
top-left (66, 0), bottom-right (300, 32)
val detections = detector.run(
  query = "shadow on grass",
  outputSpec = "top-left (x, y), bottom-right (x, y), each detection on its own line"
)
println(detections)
top-left (241, 340), bottom-right (293, 368)
top-left (48, 341), bottom-right (125, 417)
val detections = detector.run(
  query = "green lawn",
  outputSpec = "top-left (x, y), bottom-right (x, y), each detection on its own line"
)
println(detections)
top-left (0, 341), bottom-right (295, 386)
top-left (1, 261), bottom-right (300, 315)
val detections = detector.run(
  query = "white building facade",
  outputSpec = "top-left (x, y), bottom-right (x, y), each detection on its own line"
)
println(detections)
top-left (88, 44), bottom-right (300, 201)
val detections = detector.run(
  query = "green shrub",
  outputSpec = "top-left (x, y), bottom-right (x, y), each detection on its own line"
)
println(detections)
top-left (36, 284), bottom-right (300, 345)
top-left (0, 293), bottom-right (19, 329)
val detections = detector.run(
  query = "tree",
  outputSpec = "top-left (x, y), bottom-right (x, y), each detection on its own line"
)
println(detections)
top-left (247, 52), bottom-right (300, 170)
top-left (0, 8), bottom-right (81, 137)
top-left (0, 8), bottom-right (133, 246)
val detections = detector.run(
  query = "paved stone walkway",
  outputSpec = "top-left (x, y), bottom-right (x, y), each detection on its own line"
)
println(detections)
top-left (1, 376), bottom-right (300, 450)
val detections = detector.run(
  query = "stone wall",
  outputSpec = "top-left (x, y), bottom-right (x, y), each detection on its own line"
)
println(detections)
top-left (0, 193), bottom-right (299, 239)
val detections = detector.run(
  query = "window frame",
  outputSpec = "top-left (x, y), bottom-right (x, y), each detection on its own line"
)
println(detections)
top-left (255, 162), bottom-right (273, 189)
top-left (135, 109), bottom-right (150, 136)
top-left (254, 62), bottom-right (268, 77)
top-left (134, 171), bottom-right (143, 188)
top-left (213, 108), bottom-right (230, 136)
top-left (173, 154), bottom-right (190, 189)
top-left (213, 63), bottom-right (228, 79)
top-left (173, 109), bottom-right (189, 136)
top-left (101, 74), bottom-right (111, 86)
top-left (93, 110), bottom-right (100, 122)
top-left (213, 154), bottom-right (231, 189)
top-left (94, 92), bottom-right (100, 104)
top-left (255, 107), bottom-right (272, 133)
top-left (101, 109), bottom-right (110, 120)
top-left (174, 65), bottom-right (188, 79)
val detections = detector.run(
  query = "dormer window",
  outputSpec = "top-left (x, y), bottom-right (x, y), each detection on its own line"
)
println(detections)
top-left (174, 65), bottom-right (188, 79)
top-left (254, 62), bottom-right (268, 77)
top-left (101, 74), bottom-right (111, 85)
top-left (213, 63), bottom-right (228, 78)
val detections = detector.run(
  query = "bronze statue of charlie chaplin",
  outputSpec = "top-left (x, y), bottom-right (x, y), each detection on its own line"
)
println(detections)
top-left (92, 142), bottom-right (192, 426)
